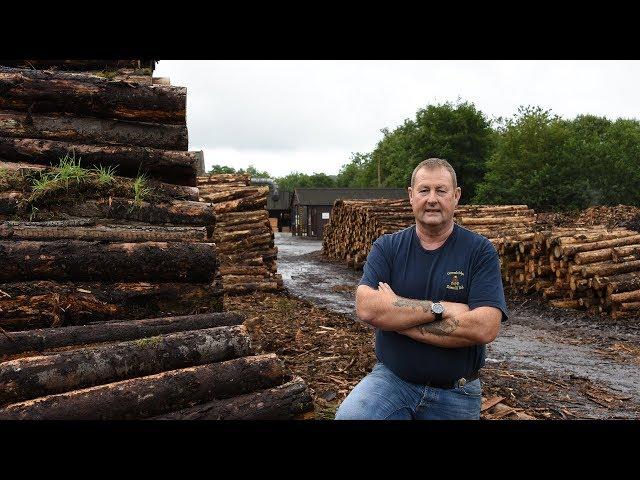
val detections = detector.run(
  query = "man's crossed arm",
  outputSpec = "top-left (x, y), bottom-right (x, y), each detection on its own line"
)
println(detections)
top-left (355, 282), bottom-right (501, 348)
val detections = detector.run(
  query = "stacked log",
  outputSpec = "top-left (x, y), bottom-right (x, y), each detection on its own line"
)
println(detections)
top-left (0, 61), bottom-right (222, 330)
top-left (197, 173), bottom-right (283, 295)
top-left (322, 199), bottom-right (536, 270)
top-left (0, 65), bottom-right (194, 184)
top-left (0, 312), bottom-right (314, 420)
top-left (499, 224), bottom-right (640, 319)
top-left (0, 61), bottom-right (313, 420)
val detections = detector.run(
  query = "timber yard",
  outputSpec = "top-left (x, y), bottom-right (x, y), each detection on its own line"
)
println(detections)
top-left (0, 60), bottom-right (639, 420)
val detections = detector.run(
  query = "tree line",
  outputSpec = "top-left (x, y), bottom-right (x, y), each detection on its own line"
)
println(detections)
top-left (208, 102), bottom-right (640, 211)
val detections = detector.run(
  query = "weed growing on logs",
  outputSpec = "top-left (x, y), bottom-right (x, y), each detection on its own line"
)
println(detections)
top-left (92, 165), bottom-right (117, 185)
top-left (133, 173), bottom-right (151, 205)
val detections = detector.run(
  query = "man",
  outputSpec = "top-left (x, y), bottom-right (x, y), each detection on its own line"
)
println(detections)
top-left (335, 158), bottom-right (507, 420)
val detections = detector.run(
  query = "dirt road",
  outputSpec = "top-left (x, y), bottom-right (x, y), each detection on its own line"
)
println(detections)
top-left (275, 232), bottom-right (640, 419)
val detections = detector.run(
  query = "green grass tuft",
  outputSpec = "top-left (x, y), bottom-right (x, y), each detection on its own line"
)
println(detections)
top-left (56, 152), bottom-right (86, 184)
top-left (92, 165), bottom-right (117, 185)
top-left (132, 173), bottom-right (151, 204)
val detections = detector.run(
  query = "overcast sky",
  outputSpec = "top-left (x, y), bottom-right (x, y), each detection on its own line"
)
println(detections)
top-left (154, 60), bottom-right (640, 178)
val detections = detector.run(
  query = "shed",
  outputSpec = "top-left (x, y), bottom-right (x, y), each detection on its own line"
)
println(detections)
top-left (290, 188), bottom-right (407, 239)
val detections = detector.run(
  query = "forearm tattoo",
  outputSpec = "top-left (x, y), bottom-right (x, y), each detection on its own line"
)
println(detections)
top-left (393, 298), bottom-right (432, 313)
top-left (417, 317), bottom-right (460, 337)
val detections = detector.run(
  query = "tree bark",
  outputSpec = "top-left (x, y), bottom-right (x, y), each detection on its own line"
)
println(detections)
top-left (581, 260), bottom-right (640, 279)
top-left (0, 66), bottom-right (185, 124)
top-left (609, 289), bottom-right (640, 303)
top-left (0, 60), bottom-right (146, 71)
top-left (0, 281), bottom-right (223, 330)
top-left (0, 354), bottom-right (286, 420)
top-left (0, 137), bottom-right (198, 185)
top-left (152, 376), bottom-right (314, 420)
top-left (215, 210), bottom-right (269, 227)
top-left (0, 191), bottom-right (21, 216)
top-left (0, 311), bottom-right (245, 356)
top-left (33, 197), bottom-right (215, 226)
top-left (0, 325), bottom-right (252, 405)
top-left (0, 110), bottom-right (188, 150)
top-left (0, 240), bottom-right (217, 282)
top-left (0, 220), bottom-right (207, 243)
top-left (561, 235), bottom-right (640, 256)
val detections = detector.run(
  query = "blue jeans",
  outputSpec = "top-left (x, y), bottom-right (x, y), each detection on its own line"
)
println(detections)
top-left (335, 362), bottom-right (482, 420)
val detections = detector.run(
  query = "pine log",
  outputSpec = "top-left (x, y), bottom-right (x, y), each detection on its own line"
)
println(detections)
top-left (0, 312), bottom-right (245, 356)
top-left (619, 302), bottom-right (640, 311)
top-left (216, 220), bottom-right (271, 234)
top-left (0, 110), bottom-right (188, 150)
top-left (213, 228), bottom-right (272, 243)
top-left (549, 299), bottom-right (581, 309)
top-left (211, 193), bottom-right (268, 214)
top-left (0, 137), bottom-right (198, 185)
top-left (561, 235), bottom-right (640, 256)
top-left (0, 240), bottom-right (217, 282)
top-left (199, 186), bottom-right (269, 202)
top-left (0, 60), bottom-right (146, 71)
top-left (581, 260), bottom-right (640, 279)
top-left (152, 376), bottom-right (314, 420)
top-left (457, 216), bottom-right (535, 226)
top-left (0, 160), bottom-right (46, 171)
top-left (602, 272), bottom-right (640, 295)
top-left (197, 174), bottom-right (250, 185)
top-left (0, 354), bottom-right (286, 420)
top-left (146, 181), bottom-right (199, 201)
top-left (609, 289), bottom-right (640, 303)
top-left (0, 281), bottom-right (223, 330)
top-left (215, 210), bottom-right (269, 227)
top-left (612, 244), bottom-right (640, 262)
top-left (0, 67), bottom-right (185, 124)
top-left (215, 232), bottom-right (273, 253)
top-left (0, 325), bottom-right (252, 405)
top-left (218, 247), bottom-right (278, 265)
top-left (35, 197), bottom-right (215, 226)
top-left (218, 266), bottom-right (270, 276)
top-left (574, 248), bottom-right (615, 265)
top-left (0, 220), bottom-right (207, 242)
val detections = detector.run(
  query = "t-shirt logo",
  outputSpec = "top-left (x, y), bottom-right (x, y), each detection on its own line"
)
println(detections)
top-left (446, 271), bottom-right (465, 290)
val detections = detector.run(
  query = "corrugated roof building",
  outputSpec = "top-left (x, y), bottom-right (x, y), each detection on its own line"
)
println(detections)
top-left (290, 188), bottom-right (407, 239)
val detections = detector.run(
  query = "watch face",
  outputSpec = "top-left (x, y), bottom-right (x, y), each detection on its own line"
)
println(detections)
top-left (432, 303), bottom-right (444, 314)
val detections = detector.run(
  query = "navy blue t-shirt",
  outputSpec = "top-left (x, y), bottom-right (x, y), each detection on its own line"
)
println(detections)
top-left (359, 223), bottom-right (508, 384)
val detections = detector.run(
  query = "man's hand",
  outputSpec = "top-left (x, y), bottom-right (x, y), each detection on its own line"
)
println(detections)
top-left (377, 282), bottom-right (398, 303)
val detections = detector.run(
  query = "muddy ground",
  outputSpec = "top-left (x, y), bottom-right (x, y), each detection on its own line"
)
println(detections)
top-left (231, 233), bottom-right (640, 420)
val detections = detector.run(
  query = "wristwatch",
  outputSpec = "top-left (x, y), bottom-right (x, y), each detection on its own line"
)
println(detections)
top-left (431, 301), bottom-right (445, 321)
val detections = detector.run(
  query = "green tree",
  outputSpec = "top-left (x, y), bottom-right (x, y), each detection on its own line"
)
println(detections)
top-left (474, 107), bottom-right (640, 210)
top-left (276, 172), bottom-right (336, 191)
top-left (207, 164), bottom-right (237, 174)
top-left (335, 100), bottom-right (494, 202)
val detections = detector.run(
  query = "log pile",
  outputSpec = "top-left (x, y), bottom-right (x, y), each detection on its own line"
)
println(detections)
top-left (322, 196), bottom-right (640, 319)
top-left (0, 64), bottom-right (195, 183)
top-left (322, 199), bottom-right (536, 270)
top-left (498, 221), bottom-right (640, 319)
top-left (197, 173), bottom-right (283, 295)
top-left (0, 61), bottom-right (222, 330)
top-left (0, 312), bottom-right (314, 420)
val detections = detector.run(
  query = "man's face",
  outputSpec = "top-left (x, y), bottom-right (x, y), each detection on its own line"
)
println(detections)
top-left (408, 166), bottom-right (461, 229)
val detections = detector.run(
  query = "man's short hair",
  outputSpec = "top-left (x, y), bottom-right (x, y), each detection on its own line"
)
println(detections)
top-left (410, 158), bottom-right (457, 189)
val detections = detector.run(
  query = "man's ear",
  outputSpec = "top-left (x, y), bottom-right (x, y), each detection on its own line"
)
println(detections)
top-left (408, 186), bottom-right (413, 202)
top-left (455, 187), bottom-right (461, 204)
